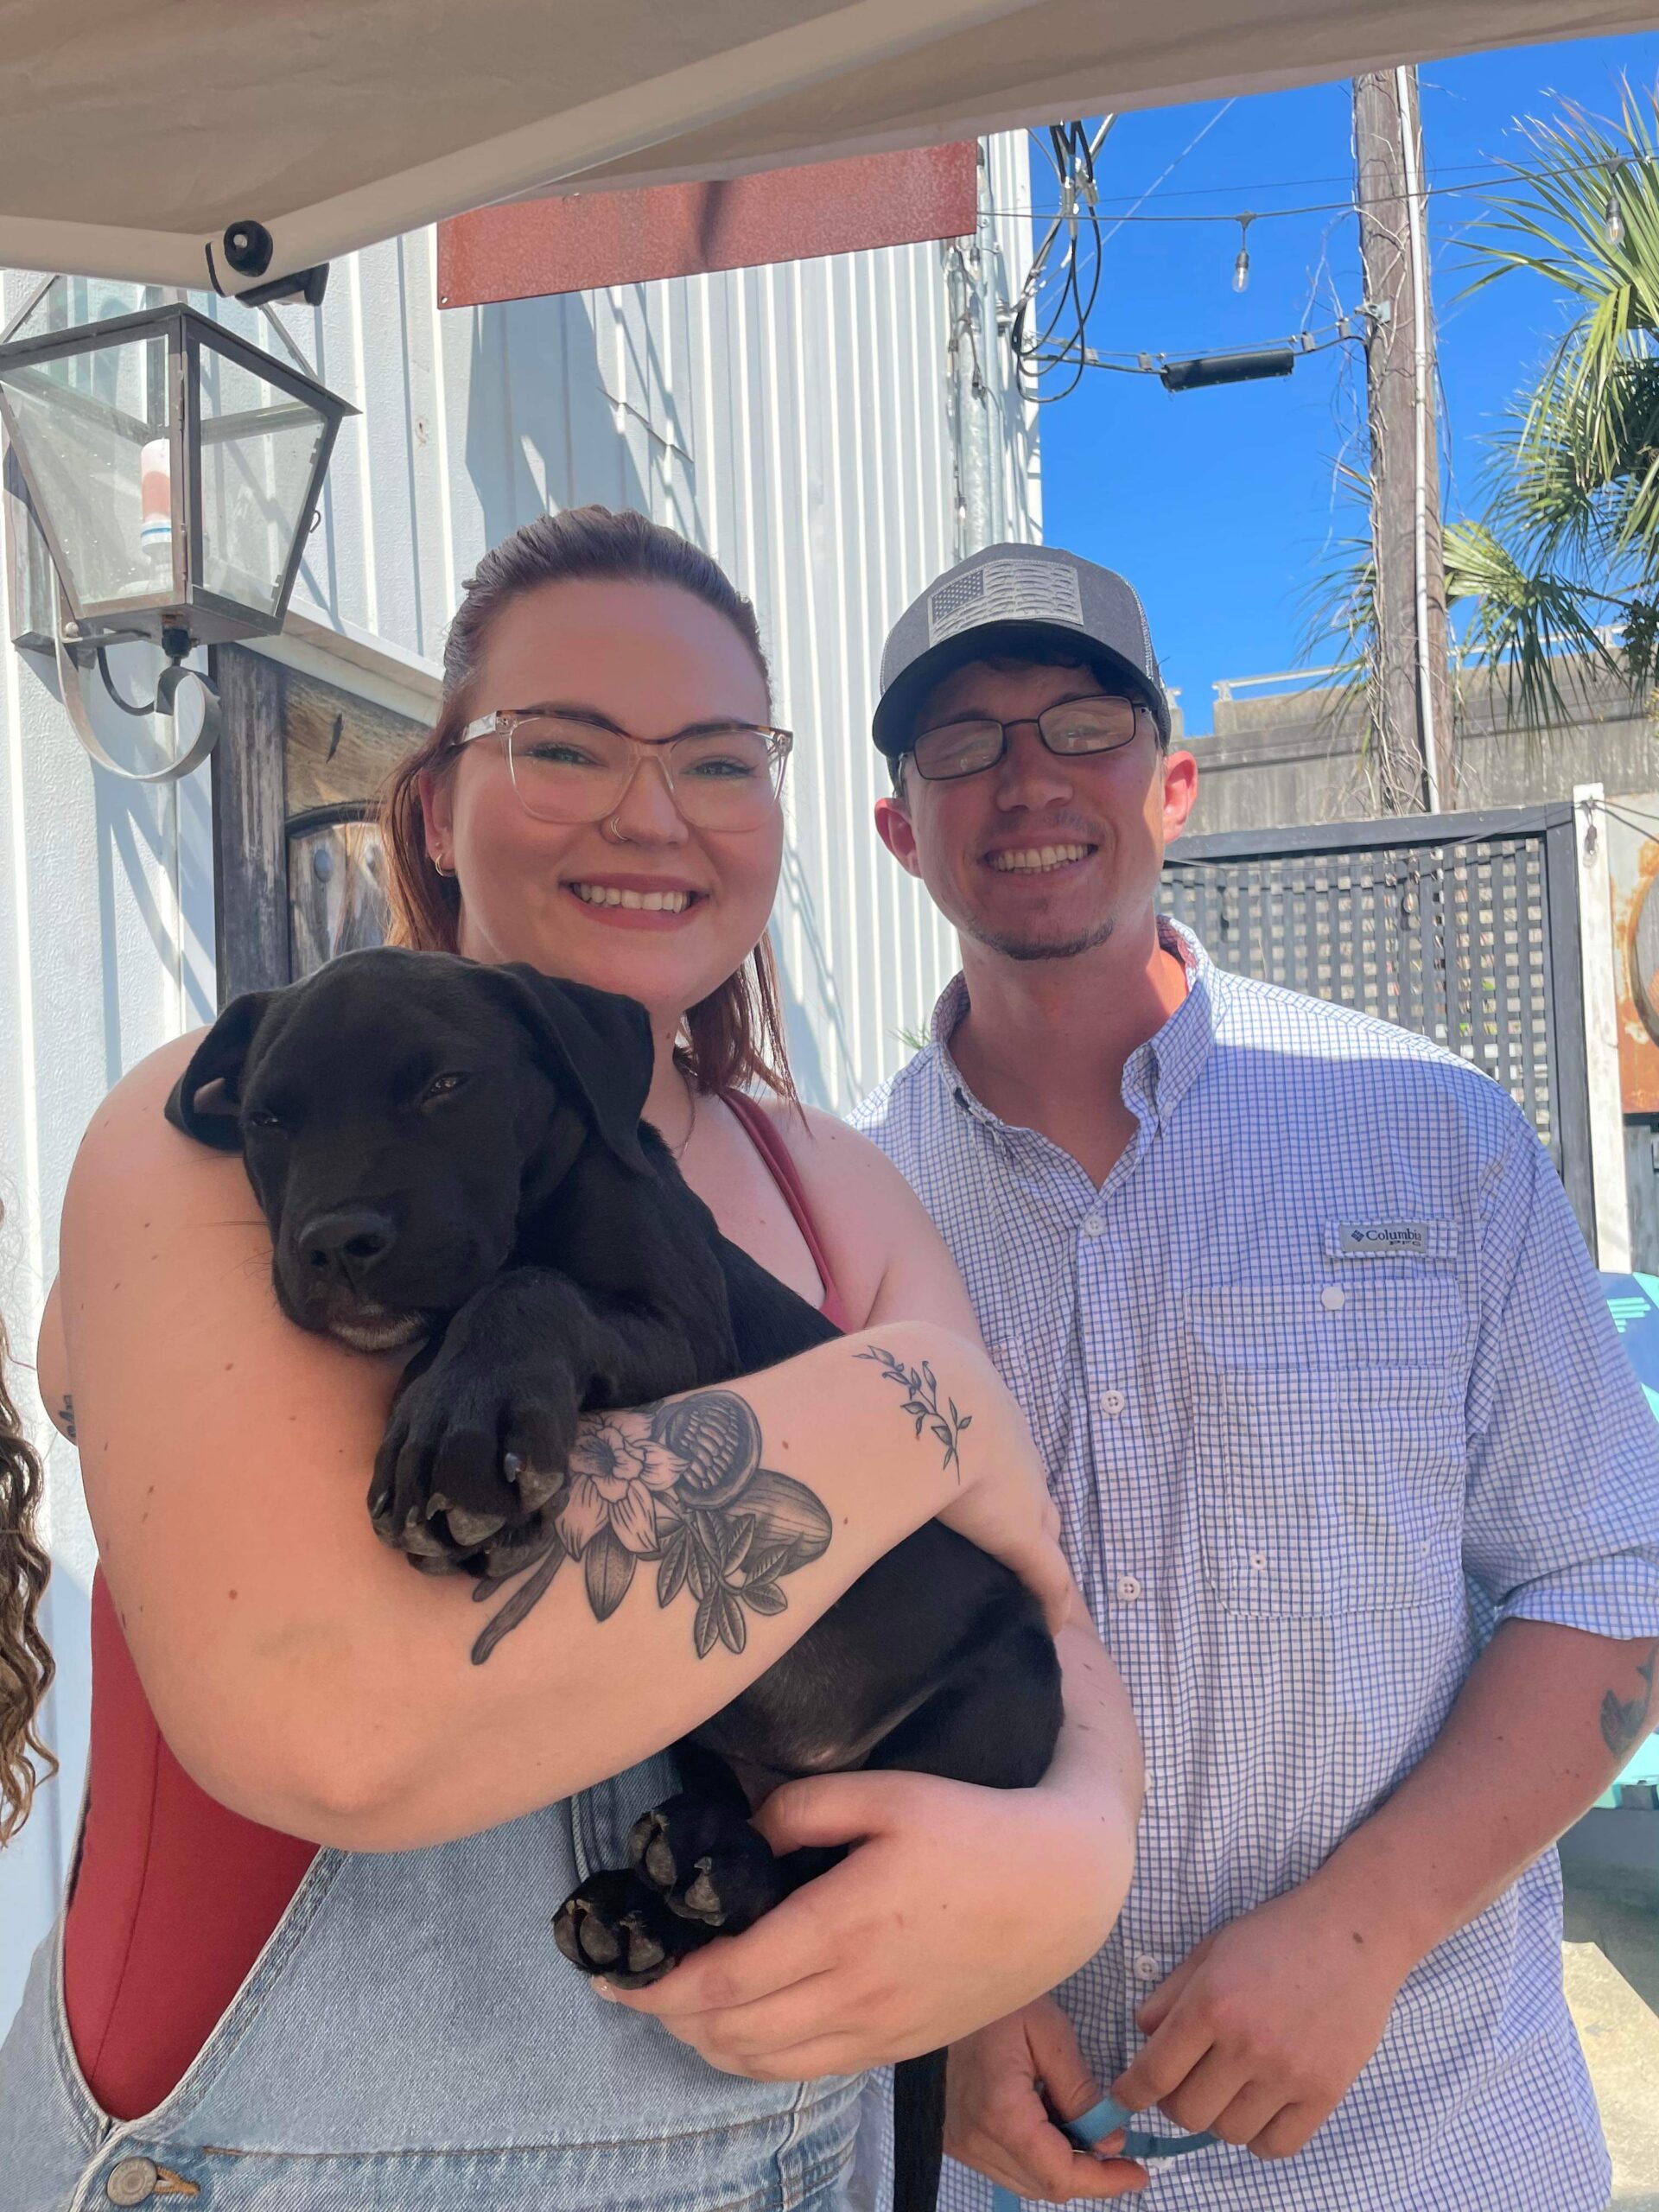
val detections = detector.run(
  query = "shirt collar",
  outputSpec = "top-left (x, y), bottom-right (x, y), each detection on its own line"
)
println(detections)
top-left (927, 918), bottom-right (1219, 1138)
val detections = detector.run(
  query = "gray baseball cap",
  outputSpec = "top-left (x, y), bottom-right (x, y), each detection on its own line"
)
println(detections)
top-left (872, 542), bottom-right (1170, 759)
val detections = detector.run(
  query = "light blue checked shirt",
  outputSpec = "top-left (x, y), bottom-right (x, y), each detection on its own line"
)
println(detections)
top-left (850, 923), bottom-right (1659, 2212)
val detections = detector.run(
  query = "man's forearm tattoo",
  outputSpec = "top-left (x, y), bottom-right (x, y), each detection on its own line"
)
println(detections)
top-left (856, 1344), bottom-right (973, 1478)
top-left (470, 1386), bottom-right (832, 1667)
top-left (1600, 1642), bottom-right (1657, 1759)
top-left (58, 1395), bottom-right (75, 1444)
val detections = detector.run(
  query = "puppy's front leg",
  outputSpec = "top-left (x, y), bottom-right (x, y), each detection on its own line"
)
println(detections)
top-left (371, 1266), bottom-right (702, 1573)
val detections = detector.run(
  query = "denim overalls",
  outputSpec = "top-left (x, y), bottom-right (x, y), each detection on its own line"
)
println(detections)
top-left (0, 1751), bottom-right (862, 2210)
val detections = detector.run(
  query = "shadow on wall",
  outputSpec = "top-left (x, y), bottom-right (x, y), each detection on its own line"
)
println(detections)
top-left (16, 641), bottom-right (215, 1096)
top-left (466, 295), bottom-right (650, 548)
top-left (774, 843), bottom-right (862, 1113)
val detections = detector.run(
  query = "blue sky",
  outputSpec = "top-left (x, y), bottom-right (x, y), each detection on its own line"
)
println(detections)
top-left (1032, 31), bottom-right (1659, 736)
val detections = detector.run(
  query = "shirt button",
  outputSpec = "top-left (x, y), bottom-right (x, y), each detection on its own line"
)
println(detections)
top-left (1250, 1551), bottom-right (1268, 1572)
top-left (1081, 1216), bottom-right (1106, 1238)
top-left (1133, 1952), bottom-right (1162, 1982)
top-left (1101, 1389), bottom-right (1127, 1415)
top-left (1116, 1573), bottom-right (1143, 1602)
top-left (105, 2160), bottom-right (161, 2206)
top-left (1319, 1285), bottom-right (1346, 1312)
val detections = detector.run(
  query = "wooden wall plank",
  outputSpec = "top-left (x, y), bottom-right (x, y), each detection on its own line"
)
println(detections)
top-left (283, 663), bottom-right (423, 812)
top-left (210, 645), bottom-right (291, 1005)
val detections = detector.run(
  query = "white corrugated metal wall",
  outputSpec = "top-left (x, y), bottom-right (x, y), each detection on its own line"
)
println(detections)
top-left (0, 137), bottom-right (1039, 2031)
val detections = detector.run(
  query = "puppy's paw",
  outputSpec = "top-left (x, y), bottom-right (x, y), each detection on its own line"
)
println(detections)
top-left (628, 1794), bottom-right (784, 1933)
top-left (369, 1340), bottom-right (580, 1574)
top-left (553, 1868), bottom-right (714, 1987)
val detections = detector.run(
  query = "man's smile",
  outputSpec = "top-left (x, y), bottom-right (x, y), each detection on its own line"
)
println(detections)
top-left (983, 842), bottom-right (1096, 874)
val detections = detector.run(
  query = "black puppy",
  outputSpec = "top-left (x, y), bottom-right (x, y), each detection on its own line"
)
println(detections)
top-left (166, 944), bottom-right (1062, 2212)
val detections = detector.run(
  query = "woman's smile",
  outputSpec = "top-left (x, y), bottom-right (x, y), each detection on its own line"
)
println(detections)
top-left (561, 873), bottom-right (708, 930)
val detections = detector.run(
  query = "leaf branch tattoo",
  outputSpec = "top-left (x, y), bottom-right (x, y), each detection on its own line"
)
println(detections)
top-left (856, 1344), bottom-right (973, 1478)
top-left (1600, 1642), bottom-right (1657, 1759)
top-left (470, 1387), bottom-right (831, 1667)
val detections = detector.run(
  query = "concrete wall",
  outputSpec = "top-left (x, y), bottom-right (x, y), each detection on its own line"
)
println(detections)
top-left (1184, 659), bottom-right (1658, 837)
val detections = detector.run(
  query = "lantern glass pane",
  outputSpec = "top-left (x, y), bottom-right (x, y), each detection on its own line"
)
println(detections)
top-left (4, 276), bottom-right (273, 352)
top-left (0, 333), bottom-right (174, 607)
top-left (195, 340), bottom-right (327, 618)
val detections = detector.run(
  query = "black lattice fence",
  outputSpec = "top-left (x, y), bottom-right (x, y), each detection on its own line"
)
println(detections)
top-left (1162, 803), bottom-right (1592, 1242)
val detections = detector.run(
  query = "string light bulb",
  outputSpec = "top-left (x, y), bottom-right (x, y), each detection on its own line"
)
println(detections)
top-left (1605, 172), bottom-right (1626, 250)
top-left (1233, 214), bottom-right (1255, 294)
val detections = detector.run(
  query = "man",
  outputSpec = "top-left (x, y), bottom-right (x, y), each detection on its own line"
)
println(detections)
top-left (849, 542), bottom-right (1659, 2209)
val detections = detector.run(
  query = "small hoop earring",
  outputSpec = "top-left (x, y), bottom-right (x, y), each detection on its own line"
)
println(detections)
top-left (431, 853), bottom-right (454, 879)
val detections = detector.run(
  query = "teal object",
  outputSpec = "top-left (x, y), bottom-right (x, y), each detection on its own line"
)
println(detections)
top-left (988, 2094), bottom-right (1216, 2209)
top-left (1597, 1274), bottom-right (1659, 1802)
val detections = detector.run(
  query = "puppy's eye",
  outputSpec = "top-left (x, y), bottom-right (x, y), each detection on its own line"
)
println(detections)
top-left (421, 1071), bottom-right (469, 1104)
top-left (245, 1109), bottom-right (286, 1133)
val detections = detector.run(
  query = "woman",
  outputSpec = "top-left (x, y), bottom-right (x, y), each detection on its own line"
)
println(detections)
top-left (3, 508), bottom-right (1140, 2210)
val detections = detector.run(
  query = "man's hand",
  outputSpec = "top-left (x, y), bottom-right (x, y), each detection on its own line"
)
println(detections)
top-left (1109, 1878), bottom-right (1417, 2159)
top-left (946, 1999), bottom-right (1147, 2201)
top-left (600, 1767), bottom-right (1133, 2079)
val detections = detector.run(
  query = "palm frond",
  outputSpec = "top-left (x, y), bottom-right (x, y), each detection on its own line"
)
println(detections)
top-left (1444, 518), bottom-right (1626, 728)
top-left (1452, 78), bottom-right (1659, 728)
top-left (1298, 460), bottom-right (1376, 722)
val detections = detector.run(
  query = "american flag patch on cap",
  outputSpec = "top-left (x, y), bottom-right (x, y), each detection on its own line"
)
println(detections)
top-left (926, 557), bottom-right (1085, 645)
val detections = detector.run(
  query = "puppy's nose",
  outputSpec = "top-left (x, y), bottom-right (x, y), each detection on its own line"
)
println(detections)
top-left (299, 1208), bottom-right (397, 1289)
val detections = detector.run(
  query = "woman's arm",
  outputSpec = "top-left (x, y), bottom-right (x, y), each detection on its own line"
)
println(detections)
top-left (36, 1283), bottom-right (73, 1441)
top-left (60, 1039), bottom-right (1063, 1853)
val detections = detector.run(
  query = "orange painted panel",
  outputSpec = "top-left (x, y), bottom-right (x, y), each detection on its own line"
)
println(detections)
top-left (437, 143), bottom-right (978, 308)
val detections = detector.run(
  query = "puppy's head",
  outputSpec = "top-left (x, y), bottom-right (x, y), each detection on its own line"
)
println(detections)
top-left (167, 948), bottom-right (656, 1350)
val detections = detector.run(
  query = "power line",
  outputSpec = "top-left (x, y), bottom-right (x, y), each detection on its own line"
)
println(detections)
top-left (988, 144), bottom-right (1659, 227)
top-left (1011, 106), bottom-right (1238, 402)
top-left (1011, 145), bottom-right (1657, 210)
top-left (1096, 100), bottom-right (1236, 243)
top-left (1020, 308), bottom-right (1376, 380)
top-left (998, 115), bottom-right (1656, 407)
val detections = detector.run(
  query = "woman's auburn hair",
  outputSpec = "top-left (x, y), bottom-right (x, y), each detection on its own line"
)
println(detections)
top-left (378, 506), bottom-right (797, 1103)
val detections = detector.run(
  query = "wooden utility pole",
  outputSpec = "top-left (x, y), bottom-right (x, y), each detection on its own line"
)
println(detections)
top-left (1353, 66), bottom-right (1455, 811)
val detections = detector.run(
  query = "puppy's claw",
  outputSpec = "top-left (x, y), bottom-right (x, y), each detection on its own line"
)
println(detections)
top-left (397, 1514), bottom-right (449, 1557)
top-left (557, 1897), bottom-right (622, 1972)
top-left (682, 1857), bottom-right (722, 1921)
top-left (634, 1811), bottom-right (677, 1892)
top-left (444, 1504), bottom-right (508, 1547)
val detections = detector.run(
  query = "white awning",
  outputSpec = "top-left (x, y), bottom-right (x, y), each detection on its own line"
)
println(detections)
top-left (3, 0), bottom-right (1654, 294)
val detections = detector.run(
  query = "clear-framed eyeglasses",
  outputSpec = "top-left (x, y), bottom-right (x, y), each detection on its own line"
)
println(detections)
top-left (455, 707), bottom-right (793, 831)
top-left (906, 694), bottom-right (1158, 782)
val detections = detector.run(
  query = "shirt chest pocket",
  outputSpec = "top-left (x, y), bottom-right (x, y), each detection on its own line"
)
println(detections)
top-left (1189, 1278), bottom-right (1470, 1619)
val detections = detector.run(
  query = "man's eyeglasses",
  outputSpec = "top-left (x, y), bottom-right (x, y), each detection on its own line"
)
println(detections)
top-left (906, 694), bottom-right (1157, 783)
top-left (455, 709), bottom-right (793, 831)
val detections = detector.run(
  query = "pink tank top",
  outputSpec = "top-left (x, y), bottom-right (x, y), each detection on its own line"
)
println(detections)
top-left (65, 1095), bottom-right (853, 2119)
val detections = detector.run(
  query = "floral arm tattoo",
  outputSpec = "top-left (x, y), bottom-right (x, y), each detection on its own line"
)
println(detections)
top-left (468, 1348), bottom-right (980, 1665)
top-left (1600, 1641), bottom-right (1657, 1759)
top-left (855, 1345), bottom-right (972, 1477)
top-left (471, 1387), bottom-right (832, 1666)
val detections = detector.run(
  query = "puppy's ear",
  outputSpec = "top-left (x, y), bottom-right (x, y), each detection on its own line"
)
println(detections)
top-left (492, 966), bottom-right (656, 1174)
top-left (165, 991), bottom-right (276, 1151)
